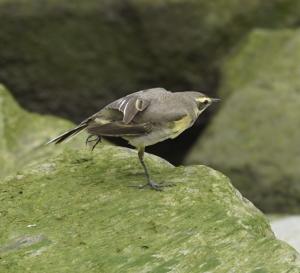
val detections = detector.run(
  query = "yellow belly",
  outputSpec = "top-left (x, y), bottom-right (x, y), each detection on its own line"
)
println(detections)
top-left (169, 115), bottom-right (193, 139)
top-left (125, 115), bottom-right (193, 147)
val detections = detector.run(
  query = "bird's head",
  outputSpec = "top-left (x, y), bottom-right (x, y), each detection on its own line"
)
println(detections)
top-left (186, 92), bottom-right (220, 112)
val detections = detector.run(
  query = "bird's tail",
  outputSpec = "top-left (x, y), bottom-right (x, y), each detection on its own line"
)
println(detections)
top-left (46, 123), bottom-right (88, 145)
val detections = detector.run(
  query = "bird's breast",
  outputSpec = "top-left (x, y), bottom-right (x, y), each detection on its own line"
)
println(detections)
top-left (125, 113), bottom-right (195, 147)
top-left (169, 115), bottom-right (193, 139)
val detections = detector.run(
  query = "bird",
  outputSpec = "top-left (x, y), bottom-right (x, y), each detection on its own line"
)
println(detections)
top-left (47, 87), bottom-right (219, 190)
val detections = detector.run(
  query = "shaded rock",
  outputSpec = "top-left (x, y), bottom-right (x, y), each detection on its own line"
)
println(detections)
top-left (271, 216), bottom-right (300, 253)
top-left (219, 29), bottom-right (300, 98)
top-left (1, 1), bottom-right (300, 121)
top-left (0, 84), bottom-right (85, 178)
top-left (0, 145), bottom-right (299, 272)
top-left (185, 29), bottom-right (300, 213)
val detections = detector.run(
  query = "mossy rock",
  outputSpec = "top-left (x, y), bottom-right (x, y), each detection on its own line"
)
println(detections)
top-left (219, 29), bottom-right (300, 98)
top-left (1, 145), bottom-right (300, 272)
top-left (1, 0), bottom-right (300, 121)
top-left (186, 29), bottom-right (300, 213)
top-left (0, 82), bottom-right (299, 272)
top-left (0, 84), bottom-right (85, 178)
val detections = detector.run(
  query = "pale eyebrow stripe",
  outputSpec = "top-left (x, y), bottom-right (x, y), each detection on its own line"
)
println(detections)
top-left (196, 97), bottom-right (209, 103)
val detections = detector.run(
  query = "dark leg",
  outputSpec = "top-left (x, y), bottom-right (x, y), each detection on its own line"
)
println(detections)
top-left (85, 135), bottom-right (102, 151)
top-left (86, 135), bottom-right (98, 146)
top-left (133, 147), bottom-right (173, 191)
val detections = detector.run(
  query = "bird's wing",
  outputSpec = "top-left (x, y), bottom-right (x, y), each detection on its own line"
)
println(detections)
top-left (106, 95), bottom-right (150, 124)
top-left (87, 121), bottom-right (152, 137)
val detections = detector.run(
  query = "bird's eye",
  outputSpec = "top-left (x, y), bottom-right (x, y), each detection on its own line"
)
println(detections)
top-left (203, 99), bottom-right (209, 105)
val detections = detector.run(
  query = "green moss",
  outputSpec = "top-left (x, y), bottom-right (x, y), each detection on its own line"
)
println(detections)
top-left (0, 145), bottom-right (299, 272)
top-left (0, 84), bottom-right (85, 178)
top-left (220, 29), bottom-right (300, 98)
top-left (0, 85), bottom-right (299, 272)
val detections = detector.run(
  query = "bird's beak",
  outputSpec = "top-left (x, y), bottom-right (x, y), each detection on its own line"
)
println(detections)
top-left (211, 98), bottom-right (220, 103)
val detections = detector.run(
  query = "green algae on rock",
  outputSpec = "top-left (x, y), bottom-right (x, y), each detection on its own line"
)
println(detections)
top-left (186, 29), bottom-right (300, 213)
top-left (219, 29), bottom-right (300, 98)
top-left (0, 145), bottom-right (300, 273)
top-left (0, 84), bottom-right (85, 178)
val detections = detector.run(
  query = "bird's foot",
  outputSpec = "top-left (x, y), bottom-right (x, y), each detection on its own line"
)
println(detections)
top-left (129, 180), bottom-right (175, 191)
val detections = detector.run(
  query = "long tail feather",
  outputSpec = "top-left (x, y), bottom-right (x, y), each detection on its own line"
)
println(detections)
top-left (46, 123), bottom-right (87, 145)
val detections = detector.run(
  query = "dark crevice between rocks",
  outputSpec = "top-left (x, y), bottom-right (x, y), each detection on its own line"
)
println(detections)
top-left (102, 1), bottom-right (221, 165)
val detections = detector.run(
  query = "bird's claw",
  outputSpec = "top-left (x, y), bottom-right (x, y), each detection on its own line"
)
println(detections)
top-left (129, 181), bottom-right (175, 191)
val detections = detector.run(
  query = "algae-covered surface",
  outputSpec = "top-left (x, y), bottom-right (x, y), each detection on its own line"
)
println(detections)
top-left (0, 84), bottom-right (85, 178)
top-left (1, 85), bottom-right (300, 272)
top-left (0, 145), bottom-right (300, 273)
top-left (219, 29), bottom-right (300, 98)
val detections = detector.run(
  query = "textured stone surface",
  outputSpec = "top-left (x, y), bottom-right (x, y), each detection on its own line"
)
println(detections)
top-left (1, 86), bottom-right (300, 272)
top-left (186, 29), bottom-right (300, 213)
top-left (0, 84), bottom-right (85, 178)
top-left (0, 145), bottom-right (300, 273)
top-left (1, 0), bottom-right (300, 121)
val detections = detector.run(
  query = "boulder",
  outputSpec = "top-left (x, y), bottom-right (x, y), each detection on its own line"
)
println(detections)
top-left (0, 84), bottom-right (85, 178)
top-left (1, 84), bottom-right (299, 272)
top-left (1, 0), bottom-right (300, 121)
top-left (0, 145), bottom-right (300, 272)
top-left (185, 29), bottom-right (300, 213)
top-left (219, 29), bottom-right (300, 98)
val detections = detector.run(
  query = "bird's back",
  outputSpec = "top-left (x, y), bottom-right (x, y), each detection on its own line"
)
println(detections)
top-left (135, 90), bottom-right (197, 124)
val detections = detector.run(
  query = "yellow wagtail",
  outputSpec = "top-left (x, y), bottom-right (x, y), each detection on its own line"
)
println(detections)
top-left (47, 87), bottom-right (219, 190)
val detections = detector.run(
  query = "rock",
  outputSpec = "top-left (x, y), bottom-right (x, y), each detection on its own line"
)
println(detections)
top-left (185, 29), bottom-right (300, 213)
top-left (0, 84), bottom-right (85, 178)
top-left (0, 145), bottom-right (300, 272)
top-left (219, 29), bottom-right (300, 98)
top-left (1, 85), bottom-right (299, 271)
top-left (1, 1), bottom-right (300, 121)
top-left (271, 216), bottom-right (300, 253)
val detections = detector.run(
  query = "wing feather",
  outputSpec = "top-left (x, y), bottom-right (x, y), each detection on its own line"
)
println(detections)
top-left (87, 121), bottom-right (152, 136)
top-left (107, 95), bottom-right (150, 124)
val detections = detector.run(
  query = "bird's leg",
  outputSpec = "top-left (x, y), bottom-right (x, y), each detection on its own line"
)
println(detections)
top-left (138, 147), bottom-right (158, 190)
top-left (91, 136), bottom-right (102, 151)
top-left (85, 135), bottom-right (102, 151)
top-left (132, 147), bottom-right (173, 191)
top-left (86, 135), bottom-right (98, 146)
